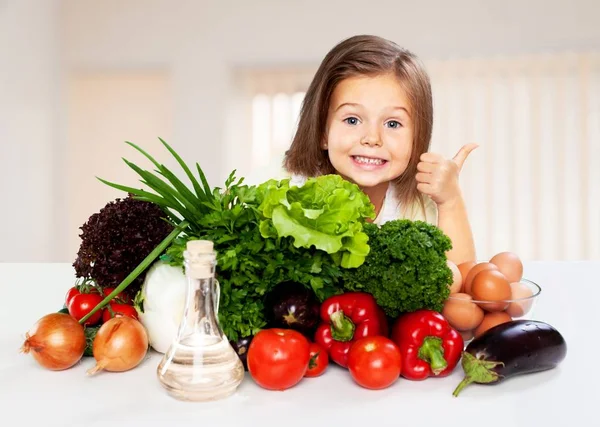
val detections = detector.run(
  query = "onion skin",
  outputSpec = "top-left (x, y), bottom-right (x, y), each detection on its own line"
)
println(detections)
top-left (87, 317), bottom-right (149, 375)
top-left (21, 313), bottom-right (86, 371)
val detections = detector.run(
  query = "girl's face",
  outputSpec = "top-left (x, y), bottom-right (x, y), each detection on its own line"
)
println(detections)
top-left (324, 72), bottom-right (414, 191)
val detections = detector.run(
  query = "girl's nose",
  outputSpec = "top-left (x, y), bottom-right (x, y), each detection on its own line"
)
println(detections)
top-left (360, 129), bottom-right (382, 147)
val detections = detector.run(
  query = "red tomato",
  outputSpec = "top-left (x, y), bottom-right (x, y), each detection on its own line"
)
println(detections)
top-left (247, 328), bottom-right (310, 390)
top-left (102, 287), bottom-right (131, 304)
top-left (65, 284), bottom-right (101, 307)
top-left (347, 336), bottom-right (402, 390)
top-left (102, 303), bottom-right (139, 323)
top-left (68, 293), bottom-right (103, 326)
top-left (305, 342), bottom-right (328, 378)
top-left (64, 287), bottom-right (80, 307)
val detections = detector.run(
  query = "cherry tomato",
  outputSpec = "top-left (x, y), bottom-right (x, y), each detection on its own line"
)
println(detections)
top-left (102, 303), bottom-right (139, 323)
top-left (64, 287), bottom-right (80, 307)
top-left (65, 283), bottom-right (101, 307)
top-left (305, 342), bottom-right (328, 377)
top-left (102, 287), bottom-right (131, 304)
top-left (68, 293), bottom-right (103, 326)
top-left (347, 336), bottom-right (402, 390)
top-left (247, 328), bottom-right (310, 390)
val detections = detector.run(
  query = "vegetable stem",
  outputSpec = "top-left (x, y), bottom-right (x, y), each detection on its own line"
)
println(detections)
top-left (78, 221), bottom-right (188, 324)
top-left (329, 310), bottom-right (355, 342)
top-left (452, 376), bottom-right (474, 397)
top-left (418, 336), bottom-right (447, 375)
top-left (452, 351), bottom-right (504, 397)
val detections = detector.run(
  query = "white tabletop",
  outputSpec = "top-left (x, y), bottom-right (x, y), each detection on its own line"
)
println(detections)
top-left (0, 261), bottom-right (595, 426)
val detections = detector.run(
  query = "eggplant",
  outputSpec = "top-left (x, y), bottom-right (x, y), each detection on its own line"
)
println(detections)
top-left (230, 335), bottom-right (253, 371)
top-left (453, 320), bottom-right (567, 397)
top-left (265, 281), bottom-right (320, 337)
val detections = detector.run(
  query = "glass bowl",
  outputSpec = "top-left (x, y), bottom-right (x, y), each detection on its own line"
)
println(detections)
top-left (442, 278), bottom-right (542, 344)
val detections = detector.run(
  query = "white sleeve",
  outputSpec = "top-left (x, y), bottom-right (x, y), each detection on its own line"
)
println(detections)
top-left (422, 195), bottom-right (438, 226)
top-left (392, 194), bottom-right (438, 226)
top-left (289, 174), bottom-right (307, 187)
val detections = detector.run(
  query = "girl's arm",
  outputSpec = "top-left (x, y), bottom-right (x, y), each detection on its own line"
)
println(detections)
top-left (436, 193), bottom-right (476, 264)
top-left (416, 144), bottom-right (479, 265)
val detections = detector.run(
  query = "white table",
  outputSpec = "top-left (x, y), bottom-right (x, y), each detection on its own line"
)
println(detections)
top-left (0, 262), bottom-right (595, 426)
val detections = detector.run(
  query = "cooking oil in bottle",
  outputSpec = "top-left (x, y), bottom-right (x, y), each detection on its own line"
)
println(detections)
top-left (157, 240), bottom-right (244, 401)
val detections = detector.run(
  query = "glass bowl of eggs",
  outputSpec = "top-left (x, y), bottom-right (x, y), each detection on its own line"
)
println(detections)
top-left (442, 252), bottom-right (542, 344)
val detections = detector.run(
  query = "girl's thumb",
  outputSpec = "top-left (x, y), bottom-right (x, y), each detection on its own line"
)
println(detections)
top-left (452, 143), bottom-right (479, 171)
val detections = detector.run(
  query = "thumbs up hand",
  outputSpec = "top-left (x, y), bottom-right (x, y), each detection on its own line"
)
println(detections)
top-left (415, 143), bottom-right (478, 206)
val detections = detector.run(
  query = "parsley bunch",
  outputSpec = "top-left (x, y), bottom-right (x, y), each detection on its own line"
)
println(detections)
top-left (341, 220), bottom-right (453, 318)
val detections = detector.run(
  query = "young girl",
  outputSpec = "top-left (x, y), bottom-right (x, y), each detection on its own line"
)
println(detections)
top-left (283, 34), bottom-right (477, 265)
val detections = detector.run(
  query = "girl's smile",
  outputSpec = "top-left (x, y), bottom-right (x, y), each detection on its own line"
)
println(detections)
top-left (351, 155), bottom-right (388, 169)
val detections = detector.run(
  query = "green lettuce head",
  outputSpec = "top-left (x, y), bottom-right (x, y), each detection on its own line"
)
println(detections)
top-left (257, 175), bottom-right (375, 268)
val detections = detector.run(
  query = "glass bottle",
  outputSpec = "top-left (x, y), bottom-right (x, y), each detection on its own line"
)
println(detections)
top-left (157, 239), bottom-right (244, 401)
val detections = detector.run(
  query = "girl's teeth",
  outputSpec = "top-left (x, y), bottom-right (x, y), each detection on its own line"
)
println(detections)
top-left (354, 156), bottom-right (384, 165)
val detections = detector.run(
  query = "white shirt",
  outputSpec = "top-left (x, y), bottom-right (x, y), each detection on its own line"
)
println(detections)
top-left (289, 174), bottom-right (438, 226)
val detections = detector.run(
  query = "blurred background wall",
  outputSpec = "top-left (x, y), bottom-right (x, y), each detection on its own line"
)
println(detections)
top-left (1, 0), bottom-right (599, 263)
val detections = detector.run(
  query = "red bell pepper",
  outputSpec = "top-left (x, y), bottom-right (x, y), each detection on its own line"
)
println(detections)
top-left (391, 309), bottom-right (463, 380)
top-left (314, 292), bottom-right (388, 368)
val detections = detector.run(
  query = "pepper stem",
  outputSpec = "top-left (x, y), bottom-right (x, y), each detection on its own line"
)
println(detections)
top-left (329, 310), bottom-right (355, 342)
top-left (452, 351), bottom-right (505, 397)
top-left (308, 351), bottom-right (319, 369)
top-left (418, 336), bottom-right (447, 375)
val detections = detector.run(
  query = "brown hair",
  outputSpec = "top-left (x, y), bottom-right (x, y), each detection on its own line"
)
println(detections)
top-left (283, 34), bottom-right (433, 214)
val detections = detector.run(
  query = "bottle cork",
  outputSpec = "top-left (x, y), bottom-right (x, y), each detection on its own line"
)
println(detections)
top-left (186, 240), bottom-right (214, 255)
top-left (185, 240), bottom-right (215, 279)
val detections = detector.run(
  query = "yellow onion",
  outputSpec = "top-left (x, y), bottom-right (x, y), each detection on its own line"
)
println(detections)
top-left (87, 317), bottom-right (149, 375)
top-left (21, 313), bottom-right (86, 370)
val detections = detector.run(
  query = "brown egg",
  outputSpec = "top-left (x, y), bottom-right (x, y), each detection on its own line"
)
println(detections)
top-left (471, 269), bottom-right (512, 312)
top-left (490, 251), bottom-right (523, 283)
top-left (459, 329), bottom-right (474, 342)
top-left (463, 262), bottom-right (498, 295)
top-left (442, 293), bottom-right (484, 331)
top-left (447, 260), bottom-right (463, 294)
top-left (474, 311), bottom-right (512, 338)
top-left (457, 261), bottom-right (476, 292)
top-left (505, 282), bottom-right (535, 317)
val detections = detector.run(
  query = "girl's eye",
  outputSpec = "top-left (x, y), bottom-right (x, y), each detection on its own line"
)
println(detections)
top-left (385, 120), bottom-right (402, 129)
top-left (344, 117), bottom-right (360, 126)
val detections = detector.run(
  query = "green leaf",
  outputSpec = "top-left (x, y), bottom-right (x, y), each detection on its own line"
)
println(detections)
top-left (154, 164), bottom-right (205, 213)
top-left (158, 137), bottom-right (207, 201)
top-left (96, 177), bottom-right (172, 209)
top-left (123, 159), bottom-right (199, 220)
top-left (196, 163), bottom-right (213, 197)
top-left (124, 140), bottom-right (162, 170)
top-left (124, 139), bottom-right (217, 217)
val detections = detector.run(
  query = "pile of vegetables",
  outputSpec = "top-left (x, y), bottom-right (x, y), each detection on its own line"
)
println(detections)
top-left (19, 138), bottom-right (567, 398)
top-left (19, 139), bottom-right (457, 373)
top-left (244, 301), bottom-right (567, 394)
top-left (87, 139), bottom-right (452, 349)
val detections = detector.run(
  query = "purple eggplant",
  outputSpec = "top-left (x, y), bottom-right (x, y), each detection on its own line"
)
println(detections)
top-left (453, 320), bottom-right (567, 396)
top-left (265, 281), bottom-right (320, 337)
top-left (230, 335), bottom-right (253, 371)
